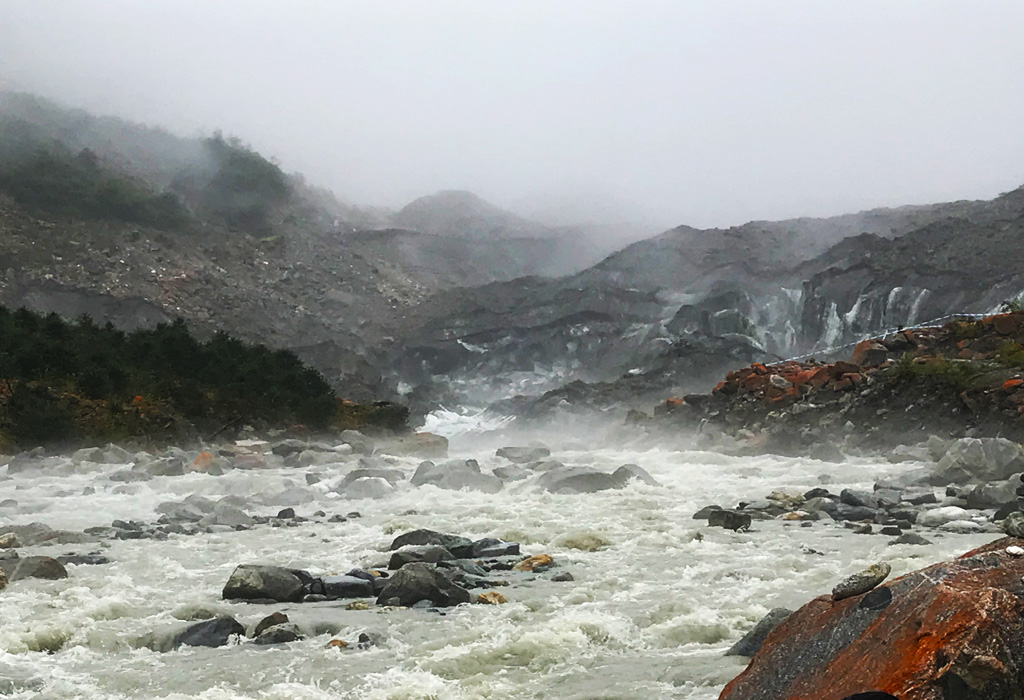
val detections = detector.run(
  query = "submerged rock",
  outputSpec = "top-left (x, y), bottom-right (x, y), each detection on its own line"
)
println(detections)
top-left (496, 446), bottom-right (551, 463)
top-left (375, 562), bottom-right (470, 607)
top-left (707, 510), bottom-right (752, 532)
top-left (0, 556), bottom-right (68, 582)
top-left (322, 574), bottom-right (374, 599)
top-left (169, 617), bottom-right (245, 650)
top-left (388, 545), bottom-right (457, 569)
top-left (410, 459), bottom-right (502, 493)
top-left (222, 564), bottom-right (308, 603)
top-left (252, 612), bottom-right (288, 638)
top-left (254, 622), bottom-right (303, 645)
top-left (380, 433), bottom-right (448, 459)
top-left (390, 529), bottom-right (474, 557)
top-left (719, 538), bottom-right (1024, 700)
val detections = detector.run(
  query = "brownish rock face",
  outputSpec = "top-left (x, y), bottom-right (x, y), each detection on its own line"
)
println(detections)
top-left (719, 538), bottom-right (1024, 700)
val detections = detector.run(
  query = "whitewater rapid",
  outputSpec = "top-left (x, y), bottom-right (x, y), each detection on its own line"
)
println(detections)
top-left (0, 415), bottom-right (993, 699)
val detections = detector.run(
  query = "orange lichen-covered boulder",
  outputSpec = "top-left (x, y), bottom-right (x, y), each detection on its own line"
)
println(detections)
top-left (719, 538), bottom-right (1024, 700)
top-left (851, 340), bottom-right (889, 367)
top-left (984, 312), bottom-right (1024, 336)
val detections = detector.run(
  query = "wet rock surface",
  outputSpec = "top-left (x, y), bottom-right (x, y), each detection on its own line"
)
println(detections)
top-left (719, 537), bottom-right (1024, 700)
top-left (725, 607), bottom-right (793, 657)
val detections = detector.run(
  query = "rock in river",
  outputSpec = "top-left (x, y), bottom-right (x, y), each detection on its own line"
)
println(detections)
top-left (170, 616), bottom-right (245, 650)
top-left (719, 537), bottom-right (1024, 700)
top-left (222, 564), bottom-right (309, 603)
top-left (389, 529), bottom-right (474, 557)
top-left (375, 562), bottom-right (470, 608)
top-left (0, 556), bottom-right (68, 582)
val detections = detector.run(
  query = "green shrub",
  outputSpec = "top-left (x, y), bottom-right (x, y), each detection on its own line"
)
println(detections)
top-left (0, 135), bottom-right (189, 228)
top-left (996, 341), bottom-right (1024, 370)
top-left (0, 308), bottom-right (346, 446)
top-left (194, 133), bottom-right (290, 231)
top-left (887, 354), bottom-right (983, 392)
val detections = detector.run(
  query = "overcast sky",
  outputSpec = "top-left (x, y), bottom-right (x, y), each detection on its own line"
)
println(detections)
top-left (2, 1), bottom-right (1024, 229)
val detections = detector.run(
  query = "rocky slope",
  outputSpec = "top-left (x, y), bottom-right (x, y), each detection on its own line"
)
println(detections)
top-left (650, 312), bottom-right (1024, 456)
top-left (0, 93), bottom-right (626, 400)
top-left (390, 190), bottom-right (1024, 414)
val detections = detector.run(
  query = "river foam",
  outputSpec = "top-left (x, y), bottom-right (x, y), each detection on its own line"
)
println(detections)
top-left (0, 419), bottom-right (994, 699)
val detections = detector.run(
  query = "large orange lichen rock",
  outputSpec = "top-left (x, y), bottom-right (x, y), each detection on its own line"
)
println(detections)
top-left (719, 538), bottom-right (1024, 700)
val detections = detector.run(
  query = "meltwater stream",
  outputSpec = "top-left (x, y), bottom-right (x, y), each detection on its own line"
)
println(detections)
top-left (0, 414), bottom-right (994, 700)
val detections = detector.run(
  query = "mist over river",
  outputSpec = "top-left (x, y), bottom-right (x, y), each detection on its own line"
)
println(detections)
top-left (0, 413), bottom-right (994, 699)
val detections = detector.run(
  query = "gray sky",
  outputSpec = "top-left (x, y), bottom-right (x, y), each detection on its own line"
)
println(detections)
top-left (2, 1), bottom-right (1024, 229)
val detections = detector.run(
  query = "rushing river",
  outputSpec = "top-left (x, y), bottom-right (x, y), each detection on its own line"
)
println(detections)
top-left (0, 413), bottom-right (993, 700)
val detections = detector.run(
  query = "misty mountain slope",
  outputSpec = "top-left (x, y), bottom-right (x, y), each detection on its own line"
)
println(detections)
top-left (0, 93), bottom-right (641, 397)
top-left (800, 205), bottom-right (1024, 349)
top-left (343, 228), bottom-right (580, 287)
top-left (389, 186), bottom-right (1024, 414)
top-left (389, 189), bottom-right (635, 277)
top-left (393, 190), bottom-right (551, 239)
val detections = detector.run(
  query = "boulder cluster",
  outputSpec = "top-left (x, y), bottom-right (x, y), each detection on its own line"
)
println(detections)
top-left (218, 527), bottom-right (568, 620)
top-left (696, 436), bottom-right (1024, 540)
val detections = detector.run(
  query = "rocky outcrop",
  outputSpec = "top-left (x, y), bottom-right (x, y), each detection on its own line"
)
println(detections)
top-left (659, 314), bottom-right (1024, 453)
top-left (719, 538), bottom-right (1024, 700)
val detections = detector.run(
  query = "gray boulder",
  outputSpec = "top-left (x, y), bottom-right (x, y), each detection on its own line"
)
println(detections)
top-left (613, 464), bottom-right (660, 486)
top-left (1, 522), bottom-right (93, 546)
top-left (252, 612), bottom-right (289, 637)
top-left (375, 562), bottom-right (470, 607)
top-left (707, 510), bottom-right (752, 531)
top-left (493, 465), bottom-right (530, 481)
top-left (470, 538), bottom-right (520, 558)
top-left (932, 437), bottom-right (1024, 484)
top-left (322, 574), bottom-right (374, 599)
top-left (831, 563), bottom-right (890, 601)
top-left (340, 477), bottom-right (395, 499)
top-left (496, 446), bottom-right (551, 463)
top-left (158, 617), bottom-right (245, 651)
top-left (535, 467), bottom-right (623, 494)
top-left (390, 529), bottom-right (474, 557)
top-left (725, 608), bottom-right (792, 657)
top-left (411, 459), bottom-right (502, 493)
top-left (200, 502), bottom-right (254, 529)
top-left (840, 489), bottom-right (878, 509)
top-left (222, 564), bottom-right (308, 602)
top-left (388, 545), bottom-right (455, 570)
top-left (0, 556), bottom-right (68, 581)
top-left (1003, 511), bottom-right (1024, 538)
top-left (340, 430), bottom-right (374, 455)
top-left (966, 478), bottom-right (1020, 509)
top-left (337, 468), bottom-right (405, 490)
top-left (254, 622), bottom-right (304, 645)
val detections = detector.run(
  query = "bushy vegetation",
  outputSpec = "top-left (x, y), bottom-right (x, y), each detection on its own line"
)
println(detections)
top-left (189, 132), bottom-right (291, 232)
top-left (0, 307), bottom-right (342, 447)
top-left (0, 117), bottom-right (189, 228)
top-left (887, 353), bottom-right (984, 393)
top-left (996, 341), bottom-right (1024, 370)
